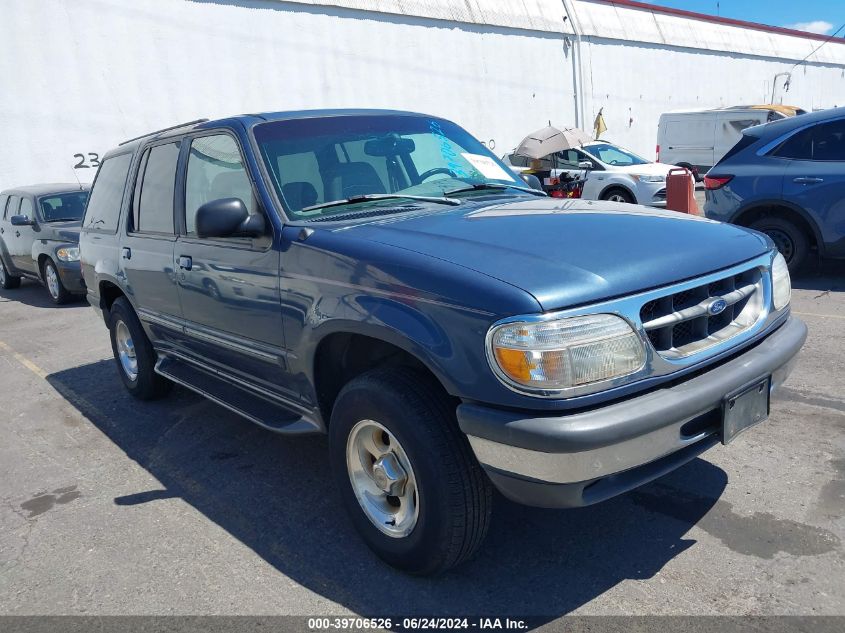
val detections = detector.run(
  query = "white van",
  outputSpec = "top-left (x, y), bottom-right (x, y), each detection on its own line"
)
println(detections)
top-left (657, 105), bottom-right (804, 179)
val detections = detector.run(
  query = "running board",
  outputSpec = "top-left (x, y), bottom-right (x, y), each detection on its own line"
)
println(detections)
top-left (155, 356), bottom-right (319, 435)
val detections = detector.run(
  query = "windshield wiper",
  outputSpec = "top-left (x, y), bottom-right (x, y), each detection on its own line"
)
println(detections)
top-left (45, 218), bottom-right (81, 222)
top-left (444, 183), bottom-right (546, 197)
top-left (301, 193), bottom-right (460, 213)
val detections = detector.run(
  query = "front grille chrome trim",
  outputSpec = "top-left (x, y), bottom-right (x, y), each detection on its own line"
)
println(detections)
top-left (486, 251), bottom-right (783, 399)
top-left (642, 282), bottom-right (757, 331)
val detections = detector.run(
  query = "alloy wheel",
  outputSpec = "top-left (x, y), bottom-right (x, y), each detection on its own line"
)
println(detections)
top-left (346, 419), bottom-right (419, 538)
top-left (115, 320), bottom-right (139, 381)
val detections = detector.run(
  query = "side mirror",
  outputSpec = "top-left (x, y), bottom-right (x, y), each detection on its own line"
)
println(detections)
top-left (10, 215), bottom-right (34, 226)
top-left (578, 161), bottom-right (594, 170)
top-left (195, 198), bottom-right (265, 239)
top-left (520, 173), bottom-right (544, 191)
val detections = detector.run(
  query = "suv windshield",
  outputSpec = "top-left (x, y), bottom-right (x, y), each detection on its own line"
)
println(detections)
top-left (39, 191), bottom-right (89, 222)
top-left (254, 114), bottom-right (523, 219)
top-left (584, 143), bottom-right (650, 167)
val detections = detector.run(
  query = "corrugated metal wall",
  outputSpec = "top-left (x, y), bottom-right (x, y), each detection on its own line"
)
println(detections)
top-left (1, 0), bottom-right (843, 188)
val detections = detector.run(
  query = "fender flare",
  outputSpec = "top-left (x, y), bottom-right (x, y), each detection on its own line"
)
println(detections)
top-left (731, 199), bottom-right (825, 255)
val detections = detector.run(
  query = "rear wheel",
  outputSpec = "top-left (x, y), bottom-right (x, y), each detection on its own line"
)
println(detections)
top-left (42, 258), bottom-right (70, 304)
top-left (329, 367), bottom-right (492, 575)
top-left (0, 257), bottom-right (21, 289)
top-left (108, 297), bottom-right (172, 400)
top-left (749, 216), bottom-right (809, 272)
top-left (601, 187), bottom-right (635, 204)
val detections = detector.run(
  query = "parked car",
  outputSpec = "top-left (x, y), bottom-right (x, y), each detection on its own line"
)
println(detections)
top-left (503, 141), bottom-right (674, 206)
top-left (81, 110), bottom-right (805, 575)
top-left (704, 106), bottom-right (845, 272)
top-left (657, 105), bottom-right (805, 179)
top-left (0, 184), bottom-right (90, 303)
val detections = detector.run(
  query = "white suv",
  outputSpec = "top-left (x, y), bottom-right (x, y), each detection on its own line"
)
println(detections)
top-left (504, 141), bottom-right (676, 206)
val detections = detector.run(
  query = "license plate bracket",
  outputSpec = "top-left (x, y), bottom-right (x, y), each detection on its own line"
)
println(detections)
top-left (722, 377), bottom-right (770, 445)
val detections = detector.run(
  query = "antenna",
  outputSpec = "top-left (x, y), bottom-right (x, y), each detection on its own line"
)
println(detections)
top-left (70, 160), bottom-right (85, 191)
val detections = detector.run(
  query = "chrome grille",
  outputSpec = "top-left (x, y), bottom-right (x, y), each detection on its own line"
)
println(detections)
top-left (640, 267), bottom-right (763, 358)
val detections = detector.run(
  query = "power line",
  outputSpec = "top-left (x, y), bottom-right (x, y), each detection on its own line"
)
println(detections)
top-left (790, 22), bottom-right (845, 73)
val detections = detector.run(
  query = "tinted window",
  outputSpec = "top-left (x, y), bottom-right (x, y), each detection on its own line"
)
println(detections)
top-left (6, 196), bottom-right (20, 218)
top-left (185, 134), bottom-right (256, 235)
top-left (134, 142), bottom-right (180, 234)
top-left (39, 192), bottom-right (89, 222)
top-left (19, 197), bottom-right (33, 218)
top-left (83, 153), bottom-right (133, 232)
top-left (718, 134), bottom-right (758, 165)
top-left (774, 119), bottom-right (845, 161)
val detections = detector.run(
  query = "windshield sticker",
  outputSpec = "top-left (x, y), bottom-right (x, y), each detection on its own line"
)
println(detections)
top-left (461, 153), bottom-right (512, 181)
top-left (429, 120), bottom-right (470, 179)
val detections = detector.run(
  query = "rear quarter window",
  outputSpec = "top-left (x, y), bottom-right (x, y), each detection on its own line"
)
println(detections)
top-left (82, 152), bottom-right (133, 233)
top-left (718, 134), bottom-right (759, 165)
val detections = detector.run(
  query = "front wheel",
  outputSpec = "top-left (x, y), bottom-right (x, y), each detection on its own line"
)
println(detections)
top-left (0, 257), bottom-right (21, 289)
top-left (42, 258), bottom-right (70, 304)
top-left (601, 187), bottom-right (635, 204)
top-left (329, 367), bottom-right (492, 575)
top-left (108, 297), bottom-right (172, 400)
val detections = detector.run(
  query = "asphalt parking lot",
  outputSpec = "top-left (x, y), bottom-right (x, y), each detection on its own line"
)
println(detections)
top-left (0, 262), bottom-right (843, 620)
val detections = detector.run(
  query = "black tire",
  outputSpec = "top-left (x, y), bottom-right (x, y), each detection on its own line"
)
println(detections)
top-left (42, 258), bottom-right (71, 305)
top-left (749, 216), bottom-right (810, 272)
top-left (108, 297), bottom-right (172, 400)
top-left (0, 256), bottom-right (21, 289)
top-left (329, 367), bottom-right (492, 575)
top-left (601, 187), bottom-right (635, 204)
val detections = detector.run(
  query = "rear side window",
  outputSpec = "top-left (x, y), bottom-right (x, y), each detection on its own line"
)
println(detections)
top-left (0, 195), bottom-right (8, 219)
top-left (83, 153), bottom-right (133, 232)
top-left (773, 119), bottom-right (845, 161)
top-left (718, 134), bottom-right (758, 164)
top-left (132, 142), bottom-right (180, 234)
top-left (5, 196), bottom-right (20, 218)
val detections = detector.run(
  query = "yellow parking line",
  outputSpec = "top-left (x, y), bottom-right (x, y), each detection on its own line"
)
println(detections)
top-left (793, 311), bottom-right (845, 320)
top-left (0, 340), bottom-right (48, 379)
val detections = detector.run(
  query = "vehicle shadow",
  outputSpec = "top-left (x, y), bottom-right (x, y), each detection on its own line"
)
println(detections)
top-left (47, 359), bottom-right (728, 618)
top-left (0, 279), bottom-right (87, 309)
top-left (791, 258), bottom-right (845, 292)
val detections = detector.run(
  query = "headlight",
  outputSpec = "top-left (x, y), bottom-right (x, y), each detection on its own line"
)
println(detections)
top-left (633, 174), bottom-right (665, 183)
top-left (488, 314), bottom-right (646, 392)
top-left (56, 247), bottom-right (80, 262)
top-left (772, 252), bottom-right (791, 310)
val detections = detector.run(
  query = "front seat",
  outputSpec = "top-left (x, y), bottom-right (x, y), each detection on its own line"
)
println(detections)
top-left (323, 162), bottom-right (386, 200)
top-left (209, 170), bottom-right (254, 210)
top-left (282, 181), bottom-right (319, 211)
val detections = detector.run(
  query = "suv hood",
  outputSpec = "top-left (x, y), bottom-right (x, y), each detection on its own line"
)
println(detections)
top-left (342, 198), bottom-right (771, 311)
top-left (41, 220), bottom-right (81, 243)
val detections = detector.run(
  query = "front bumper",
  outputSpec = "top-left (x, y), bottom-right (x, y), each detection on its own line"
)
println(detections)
top-left (55, 259), bottom-right (85, 294)
top-left (458, 316), bottom-right (807, 508)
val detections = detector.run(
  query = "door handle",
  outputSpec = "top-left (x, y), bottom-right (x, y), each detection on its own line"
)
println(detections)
top-left (15, 231), bottom-right (20, 237)
top-left (793, 177), bottom-right (824, 184)
top-left (178, 255), bottom-right (192, 270)
top-left (121, 247), bottom-right (131, 260)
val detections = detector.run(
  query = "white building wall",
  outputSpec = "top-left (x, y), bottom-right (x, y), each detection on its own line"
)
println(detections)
top-left (0, 0), bottom-right (574, 189)
top-left (1, 0), bottom-right (845, 189)
top-left (574, 0), bottom-right (845, 158)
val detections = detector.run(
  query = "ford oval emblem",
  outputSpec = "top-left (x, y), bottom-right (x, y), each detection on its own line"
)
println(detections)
top-left (709, 298), bottom-right (728, 315)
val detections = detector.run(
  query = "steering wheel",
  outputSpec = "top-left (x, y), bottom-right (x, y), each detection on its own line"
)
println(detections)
top-left (418, 167), bottom-right (456, 182)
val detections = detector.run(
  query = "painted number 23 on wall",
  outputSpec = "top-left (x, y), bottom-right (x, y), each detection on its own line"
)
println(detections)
top-left (73, 153), bottom-right (100, 169)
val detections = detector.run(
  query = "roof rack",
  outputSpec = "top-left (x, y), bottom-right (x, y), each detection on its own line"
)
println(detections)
top-left (119, 118), bottom-right (209, 146)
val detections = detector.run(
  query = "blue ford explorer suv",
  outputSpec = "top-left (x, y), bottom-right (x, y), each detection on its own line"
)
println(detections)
top-left (80, 110), bottom-right (806, 575)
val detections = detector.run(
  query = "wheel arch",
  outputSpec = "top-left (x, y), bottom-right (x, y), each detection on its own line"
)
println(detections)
top-left (598, 182), bottom-right (636, 203)
top-left (731, 200), bottom-right (822, 254)
top-left (311, 324), bottom-right (457, 428)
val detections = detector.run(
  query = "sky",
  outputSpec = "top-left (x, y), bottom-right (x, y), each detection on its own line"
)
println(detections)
top-left (640, 1), bottom-right (842, 35)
